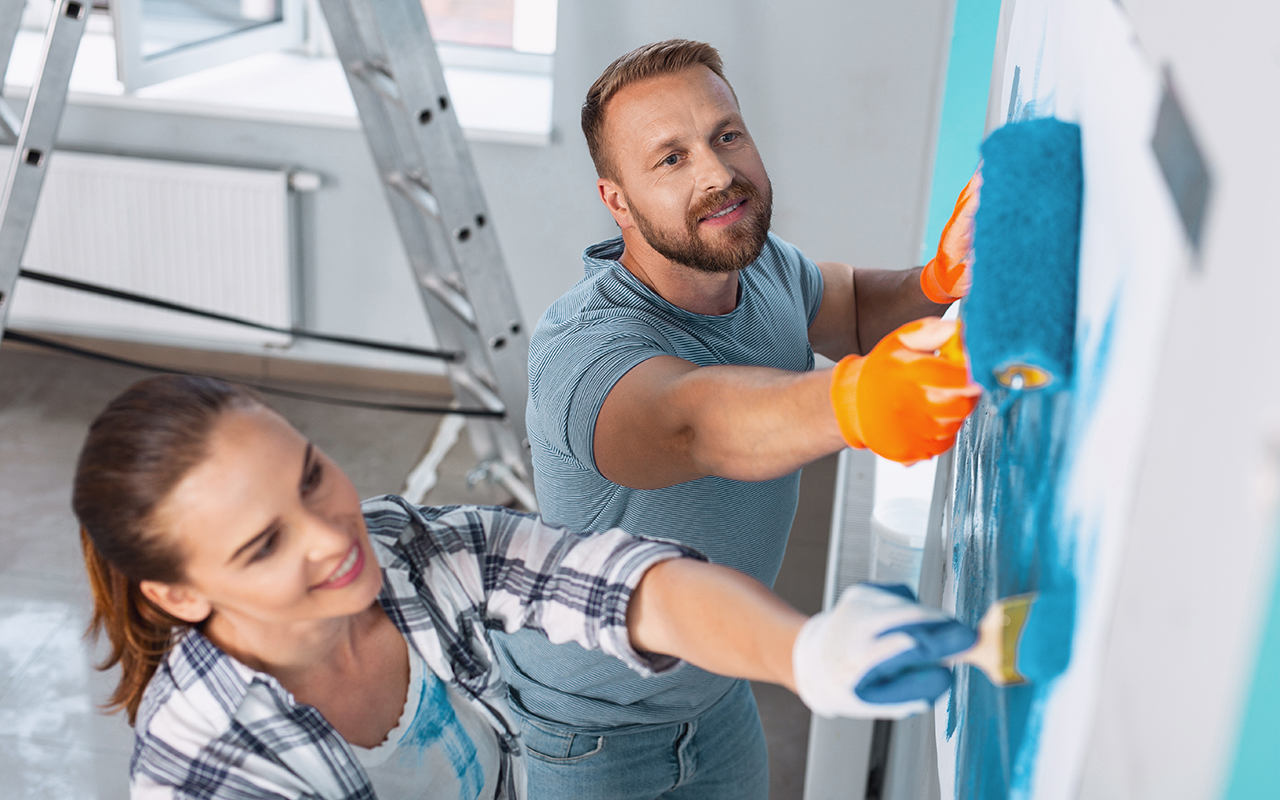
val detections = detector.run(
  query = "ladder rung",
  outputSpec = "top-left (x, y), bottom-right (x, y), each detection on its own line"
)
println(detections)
top-left (350, 62), bottom-right (402, 104)
top-left (420, 273), bottom-right (477, 328)
top-left (387, 172), bottom-right (441, 218)
top-left (450, 367), bottom-right (506, 414)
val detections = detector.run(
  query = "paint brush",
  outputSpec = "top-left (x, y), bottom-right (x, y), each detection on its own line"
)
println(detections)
top-left (948, 593), bottom-right (1074, 686)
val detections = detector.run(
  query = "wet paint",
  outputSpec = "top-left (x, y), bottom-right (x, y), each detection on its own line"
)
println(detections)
top-left (947, 386), bottom-right (1075, 800)
top-left (946, 302), bottom-right (1116, 799)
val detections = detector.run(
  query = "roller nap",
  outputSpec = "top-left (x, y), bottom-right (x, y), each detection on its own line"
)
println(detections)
top-left (966, 118), bottom-right (1083, 392)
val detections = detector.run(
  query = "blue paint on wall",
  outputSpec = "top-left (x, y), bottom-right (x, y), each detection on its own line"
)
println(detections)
top-left (947, 386), bottom-right (1076, 800)
top-left (921, 0), bottom-right (1004, 261)
top-left (946, 299), bottom-right (1118, 799)
top-left (1223, 508), bottom-right (1280, 800)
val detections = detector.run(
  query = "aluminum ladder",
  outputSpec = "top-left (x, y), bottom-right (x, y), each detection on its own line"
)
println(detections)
top-left (314, 0), bottom-right (537, 510)
top-left (0, 0), bottom-right (88, 337)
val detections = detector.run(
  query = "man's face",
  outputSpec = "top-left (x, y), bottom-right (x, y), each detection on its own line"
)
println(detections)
top-left (600, 66), bottom-right (773, 274)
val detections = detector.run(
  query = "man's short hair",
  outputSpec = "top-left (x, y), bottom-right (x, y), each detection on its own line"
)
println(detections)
top-left (582, 39), bottom-right (738, 181)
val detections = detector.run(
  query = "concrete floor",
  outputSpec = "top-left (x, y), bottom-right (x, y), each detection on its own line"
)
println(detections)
top-left (0, 345), bottom-right (834, 799)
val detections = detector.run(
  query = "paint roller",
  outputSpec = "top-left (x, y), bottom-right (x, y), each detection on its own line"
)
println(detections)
top-left (963, 117), bottom-right (1083, 392)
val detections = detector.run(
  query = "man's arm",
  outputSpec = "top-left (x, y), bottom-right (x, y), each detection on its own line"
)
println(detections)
top-left (810, 171), bottom-right (982, 360)
top-left (594, 317), bottom-right (976, 488)
top-left (594, 356), bottom-right (846, 489)
top-left (807, 262), bottom-right (948, 361)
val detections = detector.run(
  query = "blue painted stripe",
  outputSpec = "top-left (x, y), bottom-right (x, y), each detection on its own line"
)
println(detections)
top-left (921, 0), bottom-right (1004, 261)
top-left (1224, 509), bottom-right (1280, 799)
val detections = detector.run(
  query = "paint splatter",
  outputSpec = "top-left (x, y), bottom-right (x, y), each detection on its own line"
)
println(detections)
top-left (398, 672), bottom-right (485, 800)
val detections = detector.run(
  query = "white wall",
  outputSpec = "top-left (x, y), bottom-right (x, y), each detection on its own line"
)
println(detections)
top-left (45, 0), bottom-right (953, 369)
top-left (1076, 0), bottom-right (1280, 796)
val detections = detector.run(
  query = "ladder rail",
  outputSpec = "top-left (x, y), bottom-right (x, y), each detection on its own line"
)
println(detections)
top-left (0, 0), bottom-right (88, 331)
top-left (0, 0), bottom-right (26, 141)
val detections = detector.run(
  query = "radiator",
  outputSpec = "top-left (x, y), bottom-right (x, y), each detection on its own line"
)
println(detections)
top-left (7, 150), bottom-right (293, 347)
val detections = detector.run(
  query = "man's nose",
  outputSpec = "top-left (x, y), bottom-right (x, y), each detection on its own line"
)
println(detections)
top-left (694, 147), bottom-right (734, 193)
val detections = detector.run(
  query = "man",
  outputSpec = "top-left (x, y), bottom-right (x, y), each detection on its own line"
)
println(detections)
top-left (494, 39), bottom-right (981, 799)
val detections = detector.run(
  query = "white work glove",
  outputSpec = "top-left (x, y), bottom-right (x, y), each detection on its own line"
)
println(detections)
top-left (792, 583), bottom-right (977, 720)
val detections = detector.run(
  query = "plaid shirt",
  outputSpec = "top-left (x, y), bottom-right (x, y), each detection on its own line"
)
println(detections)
top-left (129, 495), bottom-right (700, 799)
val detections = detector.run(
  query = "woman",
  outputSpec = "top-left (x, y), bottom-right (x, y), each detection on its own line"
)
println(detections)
top-left (74, 375), bottom-right (972, 799)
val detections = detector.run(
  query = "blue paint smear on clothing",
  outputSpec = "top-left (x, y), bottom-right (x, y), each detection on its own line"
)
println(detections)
top-left (946, 300), bottom-right (1118, 799)
top-left (400, 672), bottom-right (484, 800)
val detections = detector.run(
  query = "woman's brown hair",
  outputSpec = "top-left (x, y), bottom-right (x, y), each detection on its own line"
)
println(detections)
top-left (73, 374), bottom-right (260, 724)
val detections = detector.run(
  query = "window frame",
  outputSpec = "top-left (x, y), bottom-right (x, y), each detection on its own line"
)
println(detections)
top-left (112, 0), bottom-right (306, 92)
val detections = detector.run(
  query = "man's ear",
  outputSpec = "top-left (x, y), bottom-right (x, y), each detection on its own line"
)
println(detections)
top-left (597, 178), bottom-right (634, 230)
top-left (139, 580), bottom-right (212, 624)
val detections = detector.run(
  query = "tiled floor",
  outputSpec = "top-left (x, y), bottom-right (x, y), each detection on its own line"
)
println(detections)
top-left (0, 346), bottom-right (833, 799)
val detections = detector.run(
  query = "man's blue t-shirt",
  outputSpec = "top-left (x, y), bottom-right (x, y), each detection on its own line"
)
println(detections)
top-left (493, 232), bottom-right (825, 729)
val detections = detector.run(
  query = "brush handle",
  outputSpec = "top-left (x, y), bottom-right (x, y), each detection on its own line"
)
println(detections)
top-left (946, 605), bottom-right (1007, 684)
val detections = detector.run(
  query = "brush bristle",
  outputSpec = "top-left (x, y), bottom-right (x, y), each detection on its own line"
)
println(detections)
top-left (1014, 593), bottom-right (1075, 683)
top-left (996, 594), bottom-right (1036, 685)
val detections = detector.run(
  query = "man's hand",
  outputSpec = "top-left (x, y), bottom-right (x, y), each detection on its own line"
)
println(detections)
top-left (792, 583), bottom-right (976, 720)
top-left (831, 317), bottom-right (981, 464)
top-left (920, 170), bottom-right (982, 304)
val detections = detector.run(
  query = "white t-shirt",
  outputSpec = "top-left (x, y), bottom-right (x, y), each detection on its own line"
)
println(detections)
top-left (351, 645), bottom-right (500, 800)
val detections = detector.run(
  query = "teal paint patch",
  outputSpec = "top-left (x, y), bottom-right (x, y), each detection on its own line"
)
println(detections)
top-left (400, 672), bottom-right (485, 799)
top-left (921, 0), bottom-right (1004, 261)
top-left (1223, 509), bottom-right (1280, 800)
top-left (946, 299), bottom-right (1118, 798)
top-left (946, 386), bottom-right (1076, 799)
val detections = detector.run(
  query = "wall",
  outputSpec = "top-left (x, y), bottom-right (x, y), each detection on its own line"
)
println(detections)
top-left (41, 0), bottom-right (953, 371)
top-left (1075, 0), bottom-right (1280, 796)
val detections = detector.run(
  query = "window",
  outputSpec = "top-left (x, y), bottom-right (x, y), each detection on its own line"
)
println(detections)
top-left (112, 0), bottom-right (305, 90)
top-left (423, 0), bottom-right (555, 55)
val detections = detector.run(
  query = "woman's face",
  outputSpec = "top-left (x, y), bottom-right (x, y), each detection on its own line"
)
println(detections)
top-left (145, 405), bottom-right (383, 630)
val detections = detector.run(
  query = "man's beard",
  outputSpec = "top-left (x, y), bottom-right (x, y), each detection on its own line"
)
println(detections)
top-left (628, 176), bottom-right (773, 274)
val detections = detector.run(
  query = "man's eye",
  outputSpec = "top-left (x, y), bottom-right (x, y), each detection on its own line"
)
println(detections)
top-left (661, 154), bottom-right (679, 166)
top-left (720, 132), bottom-right (739, 144)
top-left (249, 530), bottom-right (279, 563)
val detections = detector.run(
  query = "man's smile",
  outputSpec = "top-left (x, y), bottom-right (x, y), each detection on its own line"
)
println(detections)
top-left (698, 198), bottom-right (749, 226)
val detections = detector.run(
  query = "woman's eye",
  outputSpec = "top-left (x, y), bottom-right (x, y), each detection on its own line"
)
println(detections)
top-left (250, 530), bottom-right (279, 563)
top-left (302, 460), bottom-right (324, 494)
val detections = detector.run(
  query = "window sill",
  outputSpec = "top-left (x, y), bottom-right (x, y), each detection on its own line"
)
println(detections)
top-left (4, 28), bottom-right (554, 145)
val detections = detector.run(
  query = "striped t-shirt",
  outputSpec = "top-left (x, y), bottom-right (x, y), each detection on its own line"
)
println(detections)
top-left (493, 233), bottom-right (825, 729)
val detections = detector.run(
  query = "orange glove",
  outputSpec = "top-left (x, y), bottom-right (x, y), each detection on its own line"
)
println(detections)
top-left (831, 318), bottom-right (982, 464)
top-left (920, 170), bottom-right (982, 304)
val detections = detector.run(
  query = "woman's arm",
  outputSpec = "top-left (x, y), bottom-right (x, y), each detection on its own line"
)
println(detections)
top-left (626, 558), bottom-right (805, 692)
top-left (627, 559), bottom-right (980, 720)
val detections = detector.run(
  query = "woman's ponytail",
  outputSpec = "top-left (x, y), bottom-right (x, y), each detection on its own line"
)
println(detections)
top-left (81, 528), bottom-right (188, 725)
top-left (72, 375), bottom-right (261, 725)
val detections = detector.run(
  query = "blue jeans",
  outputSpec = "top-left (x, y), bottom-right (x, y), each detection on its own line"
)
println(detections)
top-left (510, 680), bottom-right (769, 800)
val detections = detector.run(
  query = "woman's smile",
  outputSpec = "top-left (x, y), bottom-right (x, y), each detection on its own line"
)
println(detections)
top-left (315, 542), bottom-right (365, 590)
